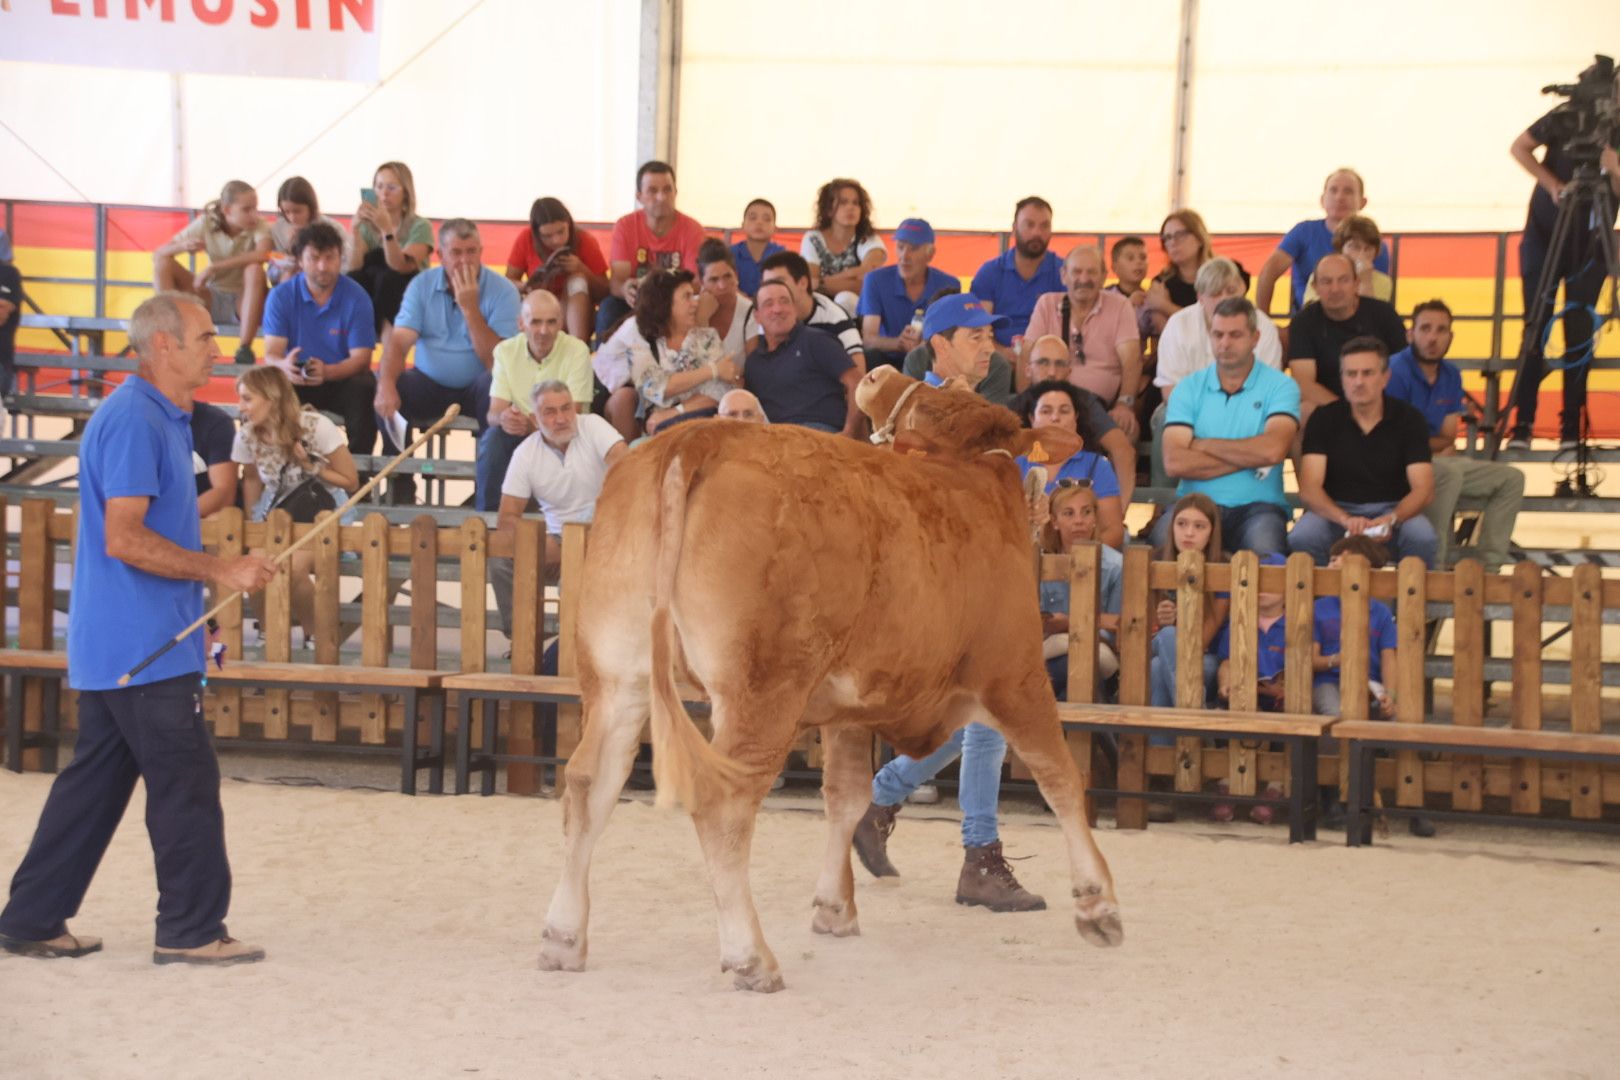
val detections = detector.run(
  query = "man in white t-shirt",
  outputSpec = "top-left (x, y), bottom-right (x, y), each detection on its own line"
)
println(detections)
top-left (490, 380), bottom-right (626, 636)
top-left (1154, 257), bottom-right (1283, 392)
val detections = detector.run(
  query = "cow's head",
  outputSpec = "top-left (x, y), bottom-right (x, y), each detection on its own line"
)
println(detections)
top-left (856, 365), bottom-right (1081, 464)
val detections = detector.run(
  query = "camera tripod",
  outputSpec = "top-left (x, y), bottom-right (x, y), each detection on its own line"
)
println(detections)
top-left (1497, 158), bottom-right (1620, 495)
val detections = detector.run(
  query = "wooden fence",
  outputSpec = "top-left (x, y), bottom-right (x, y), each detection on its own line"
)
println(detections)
top-left (4, 498), bottom-right (1617, 826)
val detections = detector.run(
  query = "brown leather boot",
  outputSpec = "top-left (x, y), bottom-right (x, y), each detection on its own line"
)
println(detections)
top-left (851, 801), bottom-right (902, 878)
top-left (955, 841), bottom-right (1047, 912)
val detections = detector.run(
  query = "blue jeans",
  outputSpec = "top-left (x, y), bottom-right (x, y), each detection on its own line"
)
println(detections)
top-left (871, 722), bottom-right (1005, 848)
top-left (1152, 500), bottom-right (1289, 557)
top-left (1288, 501), bottom-right (1438, 567)
top-left (0, 674), bottom-right (231, 949)
top-left (1149, 626), bottom-right (1220, 746)
top-left (476, 426), bottom-right (528, 512)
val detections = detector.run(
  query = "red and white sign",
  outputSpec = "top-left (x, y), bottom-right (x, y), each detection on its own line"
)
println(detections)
top-left (0, 0), bottom-right (381, 82)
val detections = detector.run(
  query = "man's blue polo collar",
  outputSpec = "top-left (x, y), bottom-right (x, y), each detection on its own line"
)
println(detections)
top-left (126, 373), bottom-right (188, 422)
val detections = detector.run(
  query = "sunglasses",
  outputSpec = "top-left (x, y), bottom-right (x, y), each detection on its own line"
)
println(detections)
top-left (1056, 478), bottom-right (1094, 490)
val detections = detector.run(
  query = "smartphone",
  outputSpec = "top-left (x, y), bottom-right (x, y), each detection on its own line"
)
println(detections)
top-left (361, 187), bottom-right (379, 205)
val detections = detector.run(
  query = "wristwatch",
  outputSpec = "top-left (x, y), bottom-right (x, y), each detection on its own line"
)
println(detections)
top-left (1117, 393), bottom-right (1137, 407)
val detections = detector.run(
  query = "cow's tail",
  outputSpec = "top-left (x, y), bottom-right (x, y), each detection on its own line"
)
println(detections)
top-left (648, 453), bottom-right (749, 812)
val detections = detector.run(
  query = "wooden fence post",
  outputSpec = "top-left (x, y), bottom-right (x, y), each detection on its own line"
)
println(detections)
top-left (408, 516), bottom-right (440, 756)
top-left (506, 519), bottom-right (544, 795)
top-left (18, 499), bottom-right (55, 770)
top-left (1283, 553), bottom-right (1317, 794)
top-left (1509, 561), bottom-right (1543, 815)
top-left (1225, 550), bottom-right (1259, 798)
top-left (262, 508), bottom-right (293, 740)
top-left (310, 512), bottom-right (342, 741)
top-left (1569, 563), bottom-right (1602, 819)
top-left (1114, 546), bottom-right (1151, 830)
top-left (1063, 544), bottom-right (1099, 825)
top-left (1173, 549), bottom-right (1205, 794)
top-left (1337, 554), bottom-right (1371, 798)
top-left (1394, 557), bottom-right (1427, 809)
top-left (1449, 559), bottom-right (1486, 811)
top-left (360, 512), bottom-right (391, 744)
top-left (210, 507), bottom-right (244, 739)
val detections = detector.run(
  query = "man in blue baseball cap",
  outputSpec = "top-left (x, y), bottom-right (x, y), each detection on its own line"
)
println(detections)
top-left (902, 292), bottom-right (1013, 400)
top-left (857, 218), bottom-right (958, 371)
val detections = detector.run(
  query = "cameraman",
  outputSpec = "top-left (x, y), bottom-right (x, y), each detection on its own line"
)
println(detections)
top-left (1505, 85), bottom-right (1620, 449)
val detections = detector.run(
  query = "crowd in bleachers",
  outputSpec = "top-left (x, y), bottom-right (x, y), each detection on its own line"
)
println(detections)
top-left (1, 127), bottom-right (1611, 851)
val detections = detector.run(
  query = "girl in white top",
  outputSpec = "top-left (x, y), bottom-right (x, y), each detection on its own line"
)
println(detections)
top-left (801, 178), bottom-right (887, 315)
top-left (232, 366), bottom-right (359, 644)
top-left (152, 179), bottom-right (273, 364)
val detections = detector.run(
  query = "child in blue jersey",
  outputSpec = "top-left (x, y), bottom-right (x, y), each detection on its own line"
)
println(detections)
top-left (1311, 535), bottom-right (1398, 719)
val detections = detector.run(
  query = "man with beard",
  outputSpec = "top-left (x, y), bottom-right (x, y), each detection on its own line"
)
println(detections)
top-left (262, 222), bottom-right (379, 456)
top-left (1387, 300), bottom-right (1523, 571)
top-left (969, 196), bottom-right (1063, 351)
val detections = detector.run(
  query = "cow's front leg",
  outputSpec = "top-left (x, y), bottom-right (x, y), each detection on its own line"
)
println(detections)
top-left (809, 723), bottom-right (873, 937)
top-left (982, 688), bottom-right (1124, 947)
top-left (539, 685), bottom-right (646, 973)
top-left (690, 768), bottom-right (784, 992)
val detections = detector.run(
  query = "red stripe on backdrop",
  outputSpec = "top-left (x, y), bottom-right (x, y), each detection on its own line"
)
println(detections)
top-left (10, 204), bottom-right (96, 249)
top-left (1394, 235), bottom-right (1501, 278)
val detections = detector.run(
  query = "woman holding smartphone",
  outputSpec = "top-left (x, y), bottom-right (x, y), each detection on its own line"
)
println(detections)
top-left (348, 161), bottom-right (432, 336)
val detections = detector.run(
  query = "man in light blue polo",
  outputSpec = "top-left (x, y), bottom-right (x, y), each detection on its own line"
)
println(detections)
top-left (857, 218), bottom-right (958, 370)
top-left (1156, 296), bottom-right (1300, 555)
top-left (0, 293), bottom-right (277, 966)
top-left (969, 196), bottom-right (1063, 350)
top-left (262, 221), bottom-right (378, 457)
top-left (374, 219), bottom-right (520, 500)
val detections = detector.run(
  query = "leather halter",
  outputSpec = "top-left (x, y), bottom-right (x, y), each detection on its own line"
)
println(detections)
top-left (868, 381), bottom-right (923, 445)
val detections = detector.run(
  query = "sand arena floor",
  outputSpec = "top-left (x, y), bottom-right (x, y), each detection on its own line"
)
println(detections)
top-left (1, 770), bottom-right (1617, 1080)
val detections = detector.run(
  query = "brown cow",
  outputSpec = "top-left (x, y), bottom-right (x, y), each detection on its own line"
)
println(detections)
top-left (538, 366), bottom-right (1122, 992)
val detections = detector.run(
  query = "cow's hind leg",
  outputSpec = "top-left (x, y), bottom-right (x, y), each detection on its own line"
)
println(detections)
top-left (979, 686), bottom-right (1124, 947)
top-left (809, 723), bottom-right (873, 938)
top-left (539, 679), bottom-right (646, 972)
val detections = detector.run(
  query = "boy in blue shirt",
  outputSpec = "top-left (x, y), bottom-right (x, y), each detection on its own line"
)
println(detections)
top-left (729, 198), bottom-right (784, 298)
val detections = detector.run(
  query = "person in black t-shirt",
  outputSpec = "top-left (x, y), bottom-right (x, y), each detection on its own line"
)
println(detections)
top-left (1505, 106), bottom-right (1620, 448)
top-left (0, 230), bottom-right (21, 400)
top-left (191, 399), bottom-right (239, 517)
top-left (1285, 253), bottom-right (1407, 424)
top-left (1289, 336), bottom-right (1437, 567)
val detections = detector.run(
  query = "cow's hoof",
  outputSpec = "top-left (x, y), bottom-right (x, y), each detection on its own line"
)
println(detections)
top-left (1075, 910), bottom-right (1124, 948)
top-left (810, 898), bottom-right (861, 938)
top-left (722, 955), bottom-right (785, 993)
top-left (537, 925), bottom-right (587, 972)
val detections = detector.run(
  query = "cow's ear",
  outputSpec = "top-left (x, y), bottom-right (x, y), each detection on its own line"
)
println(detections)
top-left (1015, 426), bottom-right (1082, 464)
top-left (892, 429), bottom-right (947, 458)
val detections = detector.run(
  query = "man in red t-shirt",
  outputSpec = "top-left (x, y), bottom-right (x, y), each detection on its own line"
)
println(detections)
top-left (595, 160), bottom-right (706, 343)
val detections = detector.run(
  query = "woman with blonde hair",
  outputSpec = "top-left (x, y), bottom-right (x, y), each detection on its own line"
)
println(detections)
top-left (232, 366), bottom-right (359, 645)
top-left (153, 179), bottom-right (272, 364)
top-left (1039, 482), bottom-right (1123, 695)
top-left (349, 160), bottom-right (433, 335)
top-left (1143, 209), bottom-right (1249, 336)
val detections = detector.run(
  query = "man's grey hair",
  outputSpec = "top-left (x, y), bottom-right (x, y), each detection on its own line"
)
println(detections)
top-left (530, 379), bottom-right (573, 405)
top-left (1195, 257), bottom-right (1245, 298)
top-left (129, 291), bottom-right (208, 358)
top-left (1211, 296), bottom-right (1258, 333)
top-left (438, 217), bottom-right (480, 246)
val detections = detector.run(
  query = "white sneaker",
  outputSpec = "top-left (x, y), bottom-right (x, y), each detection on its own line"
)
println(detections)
top-left (906, 783), bottom-right (940, 805)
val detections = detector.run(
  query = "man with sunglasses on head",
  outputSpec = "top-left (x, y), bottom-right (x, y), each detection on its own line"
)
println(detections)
top-left (1023, 245), bottom-right (1143, 440)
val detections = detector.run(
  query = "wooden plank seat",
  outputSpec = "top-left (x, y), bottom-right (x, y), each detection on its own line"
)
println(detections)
top-left (205, 662), bottom-right (447, 795)
top-left (2, 650), bottom-right (69, 774)
top-left (1058, 703), bottom-right (1337, 842)
top-left (1336, 720), bottom-right (1620, 846)
top-left (445, 672), bottom-right (709, 796)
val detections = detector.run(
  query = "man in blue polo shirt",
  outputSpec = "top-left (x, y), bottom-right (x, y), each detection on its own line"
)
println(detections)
top-left (1387, 299), bottom-right (1522, 571)
top-left (1157, 297), bottom-right (1301, 555)
top-left (745, 278), bottom-right (860, 435)
top-left (0, 293), bottom-right (276, 966)
top-left (1255, 168), bottom-right (1392, 314)
top-left (969, 196), bottom-right (1063, 350)
top-left (263, 222), bottom-right (378, 457)
top-left (857, 218), bottom-right (958, 370)
top-left (375, 219), bottom-right (520, 499)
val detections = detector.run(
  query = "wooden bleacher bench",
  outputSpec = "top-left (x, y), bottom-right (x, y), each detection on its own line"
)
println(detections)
top-left (1, 650), bottom-right (68, 774)
top-left (1336, 720), bottom-right (1620, 846)
top-left (204, 661), bottom-right (448, 795)
top-left (1058, 703), bottom-right (1335, 842)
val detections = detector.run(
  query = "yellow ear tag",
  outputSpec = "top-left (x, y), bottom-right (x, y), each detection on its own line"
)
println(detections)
top-left (904, 448), bottom-right (929, 459)
top-left (1027, 440), bottom-right (1050, 464)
